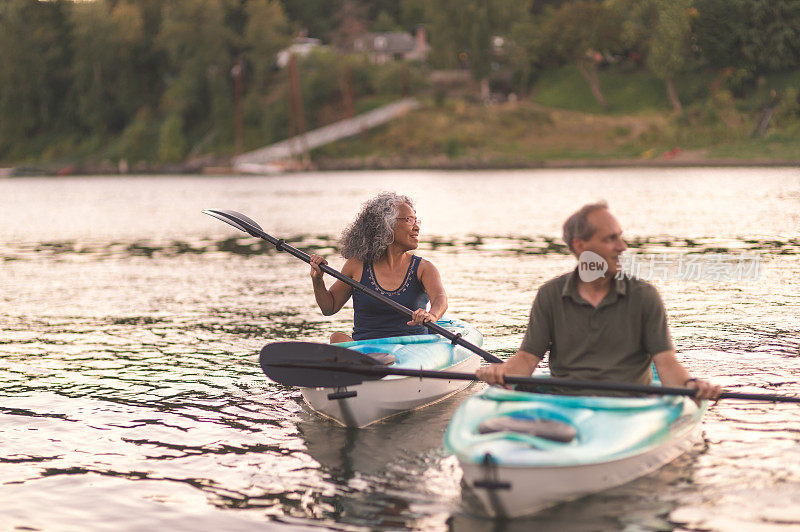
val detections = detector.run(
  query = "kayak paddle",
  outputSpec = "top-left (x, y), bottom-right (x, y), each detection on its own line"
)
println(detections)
top-left (260, 342), bottom-right (800, 403)
top-left (203, 208), bottom-right (502, 363)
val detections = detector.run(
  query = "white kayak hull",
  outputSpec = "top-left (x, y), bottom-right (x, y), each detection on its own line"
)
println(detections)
top-left (460, 417), bottom-right (703, 518)
top-left (302, 353), bottom-right (481, 428)
top-left (445, 386), bottom-right (706, 518)
top-left (300, 318), bottom-right (484, 428)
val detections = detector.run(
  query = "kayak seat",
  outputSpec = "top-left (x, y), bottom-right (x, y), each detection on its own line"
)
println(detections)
top-left (335, 317), bottom-right (483, 372)
top-left (478, 416), bottom-right (577, 443)
top-left (366, 352), bottom-right (395, 365)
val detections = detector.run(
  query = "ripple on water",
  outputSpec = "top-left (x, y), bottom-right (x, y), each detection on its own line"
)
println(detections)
top-left (3, 170), bottom-right (800, 530)
top-left (2, 234), bottom-right (799, 263)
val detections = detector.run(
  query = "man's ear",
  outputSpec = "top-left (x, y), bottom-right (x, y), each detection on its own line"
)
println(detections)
top-left (572, 238), bottom-right (585, 255)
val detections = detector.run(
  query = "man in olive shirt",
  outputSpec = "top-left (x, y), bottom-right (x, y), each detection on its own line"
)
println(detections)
top-left (477, 202), bottom-right (721, 401)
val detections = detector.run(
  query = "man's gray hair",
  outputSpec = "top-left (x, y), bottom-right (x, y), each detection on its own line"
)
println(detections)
top-left (340, 192), bottom-right (413, 263)
top-left (562, 201), bottom-right (609, 254)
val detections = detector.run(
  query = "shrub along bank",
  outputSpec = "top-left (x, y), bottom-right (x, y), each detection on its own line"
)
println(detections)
top-left (311, 67), bottom-right (800, 169)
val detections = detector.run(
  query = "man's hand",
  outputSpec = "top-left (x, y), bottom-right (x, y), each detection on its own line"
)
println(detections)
top-left (476, 350), bottom-right (541, 390)
top-left (653, 350), bottom-right (722, 404)
top-left (684, 377), bottom-right (722, 402)
top-left (476, 363), bottom-right (513, 389)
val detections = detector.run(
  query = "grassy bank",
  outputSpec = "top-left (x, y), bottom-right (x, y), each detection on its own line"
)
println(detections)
top-left (312, 67), bottom-right (800, 169)
top-left (5, 66), bottom-right (800, 173)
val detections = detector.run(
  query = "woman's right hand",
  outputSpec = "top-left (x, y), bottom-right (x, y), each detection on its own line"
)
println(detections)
top-left (309, 255), bottom-right (327, 282)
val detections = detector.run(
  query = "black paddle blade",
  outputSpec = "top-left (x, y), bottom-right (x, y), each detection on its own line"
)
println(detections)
top-left (202, 209), bottom-right (264, 234)
top-left (259, 342), bottom-right (385, 388)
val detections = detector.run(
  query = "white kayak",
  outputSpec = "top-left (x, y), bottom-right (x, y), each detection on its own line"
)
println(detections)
top-left (300, 317), bottom-right (483, 428)
top-left (445, 384), bottom-right (706, 518)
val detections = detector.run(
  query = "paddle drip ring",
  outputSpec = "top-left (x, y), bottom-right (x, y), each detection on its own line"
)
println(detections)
top-left (450, 333), bottom-right (462, 345)
top-left (275, 239), bottom-right (285, 252)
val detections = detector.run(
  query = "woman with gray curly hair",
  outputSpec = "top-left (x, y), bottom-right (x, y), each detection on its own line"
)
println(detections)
top-left (308, 192), bottom-right (448, 343)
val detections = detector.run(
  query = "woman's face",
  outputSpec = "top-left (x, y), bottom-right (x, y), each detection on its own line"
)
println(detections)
top-left (393, 202), bottom-right (420, 250)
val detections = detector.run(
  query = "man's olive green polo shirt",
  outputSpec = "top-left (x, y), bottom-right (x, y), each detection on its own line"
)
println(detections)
top-left (520, 269), bottom-right (674, 385)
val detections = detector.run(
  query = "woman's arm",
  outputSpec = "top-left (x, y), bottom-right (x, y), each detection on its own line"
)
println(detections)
top-left (310, 255), bottom-right (357, 315)
top-left (414, 258), bottom-right (448, 324)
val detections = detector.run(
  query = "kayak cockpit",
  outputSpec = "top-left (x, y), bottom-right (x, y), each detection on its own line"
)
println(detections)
top-left (446, 385), bottom-right (704, 467)
top-left (335, 318), bottom-right (481, 378)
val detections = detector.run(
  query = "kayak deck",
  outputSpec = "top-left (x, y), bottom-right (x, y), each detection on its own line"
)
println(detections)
top-left (335, 317), bottom-right (481, 375)
top-left (446, 384), bottom-right (706, 517)
top-left (300, 317), bottom-right (483, 427)
top-left (447, 386), bottom-right (704, 467)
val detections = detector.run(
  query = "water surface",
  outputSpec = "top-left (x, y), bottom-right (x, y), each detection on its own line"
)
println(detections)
top-left (2, 168), bottom-right (800, 531)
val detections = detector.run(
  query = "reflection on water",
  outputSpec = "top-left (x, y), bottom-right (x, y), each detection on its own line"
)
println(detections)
top-left (451, 446), bottom-right (707, 532)
top-left (2, 234), bottom-right (799, 262)
top-left (1, 169), bottom-right (800, 530)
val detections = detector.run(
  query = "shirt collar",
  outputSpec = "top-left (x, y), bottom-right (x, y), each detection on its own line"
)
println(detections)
top-left (562, 268), bottom-right (627, 305)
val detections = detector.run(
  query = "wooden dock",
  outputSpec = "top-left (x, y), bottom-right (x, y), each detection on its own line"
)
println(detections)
top-left (233, 98), bottom-right (420, 172)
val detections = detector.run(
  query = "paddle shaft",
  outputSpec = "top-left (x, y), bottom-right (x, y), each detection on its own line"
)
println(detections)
top-left (269, 361), bottom-right (800, 403)
top-left (206, 209), bottom-right (502, 363)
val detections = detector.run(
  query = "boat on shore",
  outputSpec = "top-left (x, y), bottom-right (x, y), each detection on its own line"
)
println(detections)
top-left (445, 384), bottom-right (706, 518)
top-left (300, 317), bottom-right (483, 428)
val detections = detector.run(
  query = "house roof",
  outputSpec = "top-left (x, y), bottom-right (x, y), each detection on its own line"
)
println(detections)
top-left (354, 32), bottom-right (416, 54)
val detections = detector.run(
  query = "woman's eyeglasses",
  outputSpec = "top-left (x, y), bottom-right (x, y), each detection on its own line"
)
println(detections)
top-left (396, 216), bottom-right (421, 225)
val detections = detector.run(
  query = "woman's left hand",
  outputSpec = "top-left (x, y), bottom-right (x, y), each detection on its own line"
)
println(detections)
top-left (408, 308), bottom-right (435, 326)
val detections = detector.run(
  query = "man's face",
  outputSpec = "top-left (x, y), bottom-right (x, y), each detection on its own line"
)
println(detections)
top-left (573, 209), bottom-right (628, 277)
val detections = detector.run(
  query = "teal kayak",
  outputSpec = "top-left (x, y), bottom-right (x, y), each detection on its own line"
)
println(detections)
top-left (445, 384), bottom-right (706, 517)
top-left (301, 317), bottom-right (483, 427)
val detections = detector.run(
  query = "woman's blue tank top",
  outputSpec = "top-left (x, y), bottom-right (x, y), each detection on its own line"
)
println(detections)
top-left (351, 255), bottom-right (430, 341)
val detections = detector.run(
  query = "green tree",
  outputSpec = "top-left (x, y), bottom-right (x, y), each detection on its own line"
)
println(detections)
top-left (644, 0), bottom-right (694, 113)
top-left (399, 0), bottom-right (427, 32)
top-left (608, 0), bottom-right (659, 54)
top-left (538, 1), bottom-right (622, 108)
top-left (609, 0), bottom-right (692, 112)
top-left (68, 0), bottom-right (150, 134)
top-left (504, 0), bottom-right (538, 95)
top-left (0, 0), bottom-right (71, 153)
top-left (244, 0), bottom-right (292, 91)
top-left (119, 108), bottom-right (158, 163)
top-left (373, 11), bottom-right (400, 32)
top-left (693, 0), bottom-right (800, 74)
top-left (424, 0), bottom-right (490, 78)
top-left (158, 113), bottom-right (187, 162)
top-left (424, 0), bottom-right (532, 94)
top-left (111, 1), bottom-right (165, 123)
top-left (365, 0), bottom-right (401, 22)
top-left (157, 0), bottom-right (234, 151)
top-left (276, 0), bottom-right (333, 41)
top-left (740, 0), bottom-right (800, 72)
top-left (691, 0), bottom-right (745, 69)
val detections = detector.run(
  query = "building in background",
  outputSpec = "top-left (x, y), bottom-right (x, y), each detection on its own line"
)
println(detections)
top-left (353, 26), bottom-right (428, 64)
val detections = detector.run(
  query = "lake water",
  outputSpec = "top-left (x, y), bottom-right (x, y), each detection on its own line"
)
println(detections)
top-left (1, 168), bottom-right (799, 531)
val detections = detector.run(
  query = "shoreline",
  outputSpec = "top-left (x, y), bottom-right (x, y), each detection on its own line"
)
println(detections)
top-left (311, 157), bottom-right (800, 171)
top-left (2, 157), bottom-right (798, 178)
